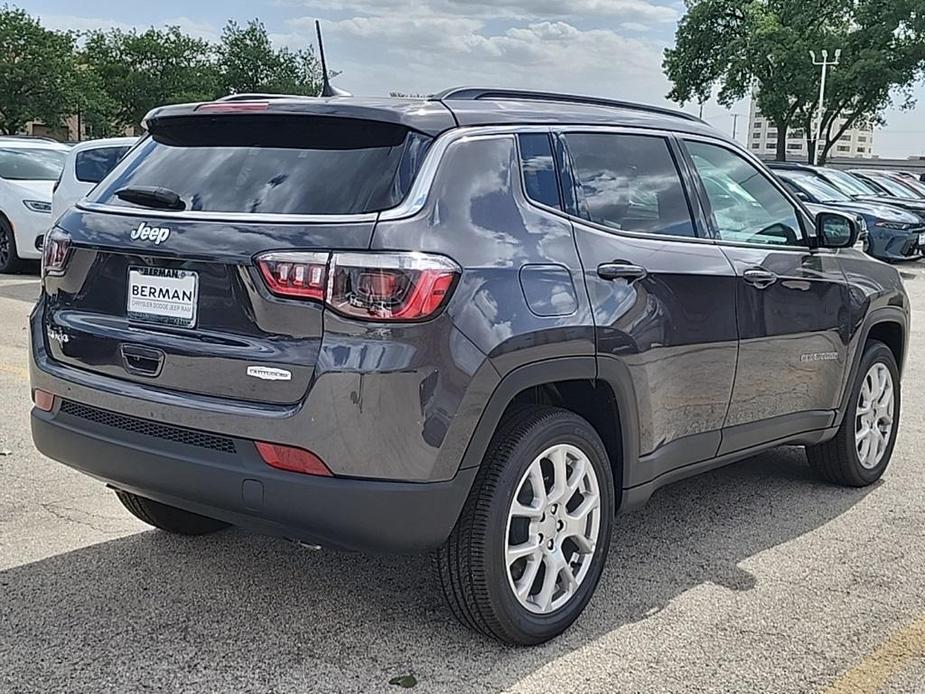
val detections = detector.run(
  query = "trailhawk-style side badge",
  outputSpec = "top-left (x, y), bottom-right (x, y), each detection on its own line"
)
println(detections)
top-left (246, 366), bottom-right (293, 381)
top-left (130, 222), bottom-right (171, 245)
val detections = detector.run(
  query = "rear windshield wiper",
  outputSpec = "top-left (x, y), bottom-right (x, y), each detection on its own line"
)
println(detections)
top-left (115, 186), bottom-right (186, 211)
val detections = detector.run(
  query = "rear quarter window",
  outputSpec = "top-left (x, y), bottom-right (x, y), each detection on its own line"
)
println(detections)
top-left (518, 133), bottom-right (561, 209)
top-left (90, 115), bottom-right (432, 216)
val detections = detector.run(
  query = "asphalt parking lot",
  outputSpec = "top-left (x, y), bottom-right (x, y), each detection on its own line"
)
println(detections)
top-left (1, 267), bottom-right (924, 694)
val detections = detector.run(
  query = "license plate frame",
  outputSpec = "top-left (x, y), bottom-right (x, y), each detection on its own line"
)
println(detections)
top-left (127, 266), bottom-right (199, 328)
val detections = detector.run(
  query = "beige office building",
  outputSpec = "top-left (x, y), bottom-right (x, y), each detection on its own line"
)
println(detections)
top-left (747, 100), bottom-right (874, 159)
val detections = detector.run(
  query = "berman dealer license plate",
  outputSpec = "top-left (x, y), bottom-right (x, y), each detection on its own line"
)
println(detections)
top-left (127, 267), bottom-right (199, 328)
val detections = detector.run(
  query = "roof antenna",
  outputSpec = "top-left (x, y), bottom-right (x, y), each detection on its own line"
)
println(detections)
top-left (316, 20), bottom-right (351, 97)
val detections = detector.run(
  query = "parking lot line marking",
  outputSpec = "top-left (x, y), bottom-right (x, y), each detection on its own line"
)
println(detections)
top-left (0, 363), bottom-right (28, 379)
top-left (823, 615), bottom-right (925, 694)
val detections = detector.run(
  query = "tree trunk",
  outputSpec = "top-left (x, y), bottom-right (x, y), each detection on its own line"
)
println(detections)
top-left (775, 121), bottom-right (788, 161)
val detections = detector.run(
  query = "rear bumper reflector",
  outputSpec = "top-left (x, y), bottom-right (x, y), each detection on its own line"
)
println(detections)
top-left (256, 441), bottom-right (333, 477)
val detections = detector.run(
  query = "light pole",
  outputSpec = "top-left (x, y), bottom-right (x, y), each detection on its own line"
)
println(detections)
top-left (810, 49), bottom-right (841, 165)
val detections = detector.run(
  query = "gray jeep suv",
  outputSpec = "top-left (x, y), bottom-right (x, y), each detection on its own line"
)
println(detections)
top-left (30, 88), bottom-right (908, 645)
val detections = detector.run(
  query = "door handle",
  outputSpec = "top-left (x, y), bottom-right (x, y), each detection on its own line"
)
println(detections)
top-left (597, 262), bottom-right (647, 282)
top-left (743, 268), bottom-right (778, 289)
top-left (120, 344), bottom-right (165, 377)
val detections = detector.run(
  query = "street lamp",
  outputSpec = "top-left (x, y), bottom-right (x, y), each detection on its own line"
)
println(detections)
top-left (810, 49), bottom-right (841, 165)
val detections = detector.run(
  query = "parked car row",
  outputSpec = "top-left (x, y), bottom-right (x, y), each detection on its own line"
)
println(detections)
top-left (0, 136), bottom-right (135, 273)
top-left (768, 162), bottom-right (925, 262)
top-left (0, 131), bottom-right (923, 272)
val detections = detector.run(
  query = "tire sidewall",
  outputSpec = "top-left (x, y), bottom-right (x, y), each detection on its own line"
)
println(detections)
top-left (843, 342), bottom-right (901, 484)
top-left (482, 413), bottom-right (615, 644)
top-left (0, 219), bottom-right (18, 274)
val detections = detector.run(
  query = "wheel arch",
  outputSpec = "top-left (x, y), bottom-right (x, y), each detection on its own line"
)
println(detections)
top-left (834, 307), bottom-right (908, 427)
top-left (457, 357), bottom-right (639, 511)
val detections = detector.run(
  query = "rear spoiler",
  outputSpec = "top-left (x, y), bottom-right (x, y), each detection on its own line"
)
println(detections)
top-left (142, 98), bottom-right (457, 137)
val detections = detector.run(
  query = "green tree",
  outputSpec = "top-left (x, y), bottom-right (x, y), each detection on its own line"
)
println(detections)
top-left (0, 5), bottom-right (82, 135)
top-left (217, 19), bottom-right (324, 96)
top-left (81, 26), bottom-right (218, 131)
top-left (664, 0), bottom-right (925, 163)
top-left (813, 1), bottom-right (925, 163)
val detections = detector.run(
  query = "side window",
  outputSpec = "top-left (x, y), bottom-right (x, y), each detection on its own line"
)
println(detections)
top-left (563, 133), bottom-right (696, 238)
top-left (686, 141), bottom-right (804, 247)
top-left (75, 146), bottom-right (130, 184)
top-left (518, 133), bottom-right (561, 209)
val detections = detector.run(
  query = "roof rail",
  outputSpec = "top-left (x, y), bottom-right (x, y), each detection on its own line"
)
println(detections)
top-left (431, 87), bottom-right (704, 123)
top-left (216, 93), bottom-right (314, 102)
top-left (0, 134), bottom-right (61, 143)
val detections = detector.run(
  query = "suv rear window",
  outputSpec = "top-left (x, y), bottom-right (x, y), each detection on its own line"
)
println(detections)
top-left (90, 115), bottom-right (432, 215)
top-left (75, 146), bottom-right (131, 183)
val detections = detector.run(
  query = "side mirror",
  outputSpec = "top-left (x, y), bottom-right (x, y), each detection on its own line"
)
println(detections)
top-left (815, 211), bottom-right (860, 249)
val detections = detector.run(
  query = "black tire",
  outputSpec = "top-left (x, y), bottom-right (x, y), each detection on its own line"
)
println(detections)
top-left (0, 217), bottom-right (23, 274)
top-left (115, 490), bottom-right (230, 535)
top-left (806, 340), bottom-right (900, 486)
top-left (434, 406), bottom-right (615, 645)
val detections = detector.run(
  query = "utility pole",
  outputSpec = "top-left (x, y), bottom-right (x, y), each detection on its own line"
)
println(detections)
top-left (731, 113), bottom-right (741, 140)
top-left (810, 49), bottom-right (841, 165)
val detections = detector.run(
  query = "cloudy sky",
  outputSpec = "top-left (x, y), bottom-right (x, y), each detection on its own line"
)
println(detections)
top-left (20, 0), bottom-right (925, 158)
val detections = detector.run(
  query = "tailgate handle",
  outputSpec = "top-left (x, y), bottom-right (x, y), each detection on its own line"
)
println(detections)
top-left (120, 344), bottom-right (165, 377)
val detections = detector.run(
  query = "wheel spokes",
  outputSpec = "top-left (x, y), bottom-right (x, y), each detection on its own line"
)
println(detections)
top-left (505, 443), bottom-right (602, 615)
top-left (855, 362), bottom-right (896, 470)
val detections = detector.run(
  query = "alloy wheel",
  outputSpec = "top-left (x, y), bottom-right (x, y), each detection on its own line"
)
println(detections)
top-left (0, 227), bottom-right (10, 269)
top-left (855, 363), bottom-right (895, 470)
top-left (504, 443), bottom-right (602, 614)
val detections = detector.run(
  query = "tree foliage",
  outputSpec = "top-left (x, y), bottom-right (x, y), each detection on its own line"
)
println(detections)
top-left (217, 19), bottom-right (324, 96)
top-left (0, 5), bottom-right (334, 139)
top-left (0, 5), bottom-right (82, 134)
top-left (81, 26), bottom-right (218, 131)
top-left (664, 0), bottom-right (925, 162)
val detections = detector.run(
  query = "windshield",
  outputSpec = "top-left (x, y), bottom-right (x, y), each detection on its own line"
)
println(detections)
top-left (822, 168), bottom-right (880, 197)
top-left (784, 173), bottom-right (851, 203)
top-left (865, 173), bottom-right (925, 199)
top-left (91, 115), bottom-right (432, 215)
top-left (0, 147), bottom-right (67, 181)
top-left (895, 175), bottom-right (925, 197)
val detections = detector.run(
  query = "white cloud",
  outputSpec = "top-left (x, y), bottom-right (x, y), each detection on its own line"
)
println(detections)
top-left (32, 13), bottom-right (219, 42)
top-left (279, 0), bottom-right (678, 23)
top-left (36, 14), bottom-right (134, 33)
top-left (285, 15), bottom-right (672, 104)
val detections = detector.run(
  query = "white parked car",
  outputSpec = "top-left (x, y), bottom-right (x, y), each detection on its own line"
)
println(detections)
top-left (52, 137), bottom-right (137, 224)
top-left (0, 137), bottom-right (70, 273)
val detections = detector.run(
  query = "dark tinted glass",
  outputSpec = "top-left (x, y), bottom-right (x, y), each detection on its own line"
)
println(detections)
top-left (518, 133), bottom-right (560, 209)
top-left (564, 133), bottom-right (696, 237)
top-left (91, 115), bottom-right (432, 215)
top-left (75, 146), bottom-right (131, 183)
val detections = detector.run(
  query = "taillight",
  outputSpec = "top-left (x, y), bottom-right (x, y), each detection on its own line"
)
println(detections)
top-left (41, 228), bottom-right (71, 278)
top-left (328, 252), bottom-right (459, 321)
top-left (256, 252), bottom-right (328, 300)
top-left (254, 251), bottom-right (460, 322)
top-left (256, 441), bottom-right (332, 476)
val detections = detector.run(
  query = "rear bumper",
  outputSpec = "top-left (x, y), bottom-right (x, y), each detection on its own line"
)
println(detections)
top-left (31, 402), bottom-right (476, 553)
